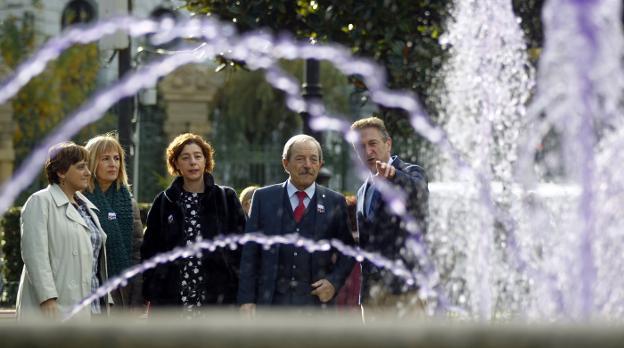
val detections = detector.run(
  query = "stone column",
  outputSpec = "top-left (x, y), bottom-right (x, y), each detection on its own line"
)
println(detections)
top-left (0, 65), bottom-right (14, 183)
top-left (159, 64), bottom-right (224, 142)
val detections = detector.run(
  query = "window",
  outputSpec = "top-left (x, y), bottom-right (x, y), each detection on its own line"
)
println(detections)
top-left (61, 0), bottom-right (95, 29)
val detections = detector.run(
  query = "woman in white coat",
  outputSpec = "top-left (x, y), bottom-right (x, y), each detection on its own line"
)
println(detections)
top-left (16, 142), bottom-right (110, 320)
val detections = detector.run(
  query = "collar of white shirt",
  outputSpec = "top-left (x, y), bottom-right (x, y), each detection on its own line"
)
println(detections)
top-left (286, 179), bottom-right (316, 200)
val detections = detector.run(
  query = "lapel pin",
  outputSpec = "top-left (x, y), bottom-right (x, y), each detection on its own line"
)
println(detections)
top-left (317, 204), bottom-right (325, 213)
top-left (108, 212), bottom-right (117, 220)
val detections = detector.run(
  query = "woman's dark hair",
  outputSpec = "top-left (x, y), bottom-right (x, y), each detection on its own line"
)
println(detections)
top-left (45, 142), bottom-right (89, 184)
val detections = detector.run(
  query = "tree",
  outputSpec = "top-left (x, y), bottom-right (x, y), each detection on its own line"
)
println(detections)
top-left (184, 0), bottom-right (451, 164)
top-left (512, 0), bottom-right (545, 51)
top-left (184, 1), bottom-right (548, 165)
top-left (0, 11), bottom-right (114, 204)
top-left (208, 59), bottom-right (351, 189)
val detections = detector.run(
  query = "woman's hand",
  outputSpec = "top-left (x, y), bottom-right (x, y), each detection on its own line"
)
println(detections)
top-left (40, 298), bottom-right (59, 318)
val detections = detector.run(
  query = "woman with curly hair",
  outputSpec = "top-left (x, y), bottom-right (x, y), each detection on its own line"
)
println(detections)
top-left (141, 133), bottom-right (245, 315)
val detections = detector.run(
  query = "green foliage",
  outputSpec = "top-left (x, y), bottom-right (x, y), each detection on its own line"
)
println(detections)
top-left (1, 207), bottom-right (22, 307)
top-left (186, 0), bottom-right (449, 97)
top-left (212, 59), bottom-right (349, 145)
top-left (209, 59), bottom-right (352, 189)
top-left (185, 1), bottom-right (547, 166)
top-left (137, 203), bottom-right (151, 226)
top-left (213, 66), bottom-right (299, 147)
top-left (184, 0), bottom-right (450, 165)
top-left (136, 100), bottom-right (169, 203)
top-left (512, 0), bottom-right (545, 62)
top-left (0, 12), bottom-right (115, 204)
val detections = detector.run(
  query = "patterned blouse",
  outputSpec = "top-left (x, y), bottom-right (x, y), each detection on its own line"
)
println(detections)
top-left (74, 199), bottom-right (102, 314)
top-left (179, 191), bottom-right (207, 315)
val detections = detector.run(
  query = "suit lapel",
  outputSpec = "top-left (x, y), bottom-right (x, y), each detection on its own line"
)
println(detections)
top-left (270, 183), bottom-right (289, 255)
top-left (278, 182), bottom-right (288, 230)
top-left (281, 182), bottom-right (295, 222)
top-left (392, 156), bottom-right (406, 172)
top-left (66, 203), bottom-right (89, 230)
top-left (356, 181), bottom-right (367, 216)
top-left (314, 184), bottom-right (327, 239)
top-left (50, 184), bottom-right (90, 231)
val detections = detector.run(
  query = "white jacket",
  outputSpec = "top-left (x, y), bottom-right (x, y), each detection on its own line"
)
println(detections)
top-left (16, 184), bottom-right (111, 320)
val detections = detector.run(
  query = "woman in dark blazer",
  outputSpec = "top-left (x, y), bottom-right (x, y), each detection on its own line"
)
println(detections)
top-left (141, 133), bottom-right (245, 314)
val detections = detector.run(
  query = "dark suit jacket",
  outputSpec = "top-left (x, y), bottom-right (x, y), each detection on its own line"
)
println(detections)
top-left (237, 182), bottom-right (356, 305)
top-left (356, 156), bottom-right (428, 297)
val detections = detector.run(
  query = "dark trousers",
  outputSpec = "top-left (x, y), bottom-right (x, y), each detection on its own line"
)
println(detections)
top-left (272, 292), bottom-right (319, 306)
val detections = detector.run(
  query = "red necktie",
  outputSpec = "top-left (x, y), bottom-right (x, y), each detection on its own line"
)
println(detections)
top-left (293, 191), bottom-right (307, 223)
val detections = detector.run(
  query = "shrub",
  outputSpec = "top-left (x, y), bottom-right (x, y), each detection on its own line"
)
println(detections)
top-left (1, 207), bottom-right (21, 307)
top-left (137, 202), bottom-right (150, 226)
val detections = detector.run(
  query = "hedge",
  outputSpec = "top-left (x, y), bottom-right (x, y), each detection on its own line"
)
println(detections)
top-left (0, 207), bottom-right (21, 307)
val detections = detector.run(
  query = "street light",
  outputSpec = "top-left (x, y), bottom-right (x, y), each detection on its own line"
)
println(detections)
top-left (301, 58), bottom-right (322, 141)
top-left (301, 58), bottom-right (333, 185)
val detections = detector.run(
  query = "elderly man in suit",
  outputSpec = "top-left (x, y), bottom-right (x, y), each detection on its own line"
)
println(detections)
top-left (351, 116), bottom-right (429, 315)
top-left (238, 135), bottom-right (355, 314)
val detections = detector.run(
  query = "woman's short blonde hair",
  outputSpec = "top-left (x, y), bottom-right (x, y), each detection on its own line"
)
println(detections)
top-left (166, 133), bottom-right (215, 176)
top-left (85, 132), bottom-right (129, 192)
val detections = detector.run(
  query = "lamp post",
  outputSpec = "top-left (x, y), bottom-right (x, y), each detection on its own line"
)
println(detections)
top-left (118, 45), bottom-right (134, 164)
top-left (301, 58), bottom-right (322, 140)
top-left (301, 58), bottom-right (332, 185)
top-left (117, 0), bottom-right (134, 178)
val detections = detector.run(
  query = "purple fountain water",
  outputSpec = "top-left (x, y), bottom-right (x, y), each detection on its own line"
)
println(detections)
top-left (432, 0), bottom-right (535, 320)
top-left (0, 16), bottom-right (452, 319)
top-left (64, 232), bottom-right (418, 320)
top-left (1, 0), bottom-right (623, 322)
top-left (523, 0), bottom-right (624, 320)
top-left (429, 0), bottom-right (624, 322)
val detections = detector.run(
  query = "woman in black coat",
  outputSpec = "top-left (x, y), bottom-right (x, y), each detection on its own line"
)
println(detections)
top-left (141, 133), bottom-right (245, 313)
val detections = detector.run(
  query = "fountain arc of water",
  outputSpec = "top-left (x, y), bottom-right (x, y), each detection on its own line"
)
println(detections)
top-left (0, 16), bottom-right (169, 104)
top-left (0, 19), bottom-right (451, 314)
top-left (0, 19), bottom-right (393, 214)
top-left (0, 37), bottom-right (230, 214)
top-left (573, 2), bottom-right (600, 320)
top-left (0, 15), bottom-right (525, 297)
top-left (258, 38), bottom-right (532, 272)
top-left (0, 15), bottom-right (524, 245)
top-left (63, 231), bottom-right (423, 321)
top-left (0, 12), bottom-right (558, 320)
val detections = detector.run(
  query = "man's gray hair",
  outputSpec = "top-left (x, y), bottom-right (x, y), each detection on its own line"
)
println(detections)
top-left (282, 134), bottom-right (323, 162)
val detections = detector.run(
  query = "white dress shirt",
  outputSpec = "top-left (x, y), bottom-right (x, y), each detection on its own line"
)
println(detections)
top-left (286, 180), bottom-right (315, 211)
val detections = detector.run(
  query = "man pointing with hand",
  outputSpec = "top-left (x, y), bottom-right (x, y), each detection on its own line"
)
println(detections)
top-left (351, 116), bottom-right (429, 318)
